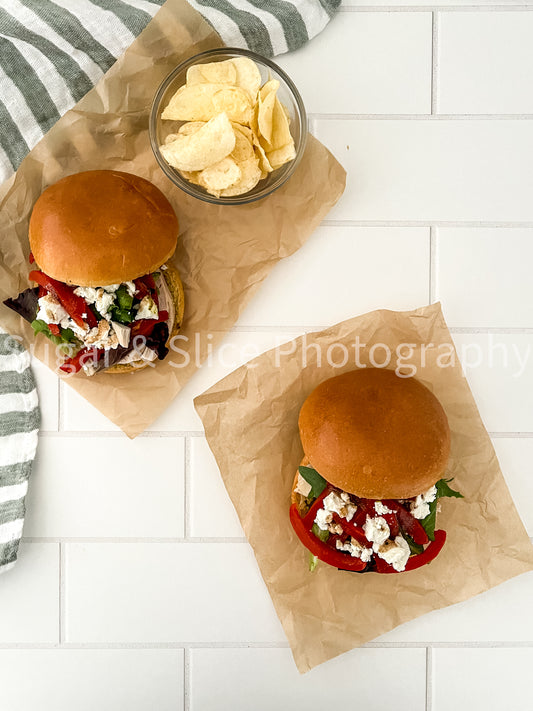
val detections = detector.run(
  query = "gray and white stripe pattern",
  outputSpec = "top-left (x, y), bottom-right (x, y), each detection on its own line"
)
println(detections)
top-left (0, 0), bottom-right (340, 184)
top-left (0, 333), bottom-right (39, 574)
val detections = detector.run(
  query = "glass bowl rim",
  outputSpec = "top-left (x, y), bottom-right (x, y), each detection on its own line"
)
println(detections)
top-left (149, 46), bottom-right (308, 206)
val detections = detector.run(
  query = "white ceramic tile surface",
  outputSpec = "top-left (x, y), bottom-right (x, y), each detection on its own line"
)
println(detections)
top-left (0, 650), bottom-right (184, 711)
top-left (64, 542), bottom-right (285, 643)
top-left (435, 228), bottom-right (533, 328)
top-left (438, 12), bottom-right (533, 114)
top-left (491, 438), bottom-right (533, 534)
top-left (314, 119), bottom-right (533, 222)
top-left (451, 333), bottom-right (533, 432)
top-left (433, 648), bottom-right (533, 710)
top-left (189, 437), bottom-right (244, 537)
top-left (0, 542), bottom-right (58, 642)
top-left (277, 12), bottom-right (432, 114)
top-left (25, 437), bottom-right (185, 537)
top-left (191, 648), bottom-right (427, 711)
top-left (238, 226), bottom-right (430, 328)
top-left (6, 6), bottom-right (533, 709)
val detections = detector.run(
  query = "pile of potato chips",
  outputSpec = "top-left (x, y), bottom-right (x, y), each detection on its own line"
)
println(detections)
top-left (159, 56), bottom-right (297, 198)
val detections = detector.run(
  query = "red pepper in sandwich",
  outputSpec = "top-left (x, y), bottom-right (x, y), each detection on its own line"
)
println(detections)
top-left (290, 368), bottom-right (463, 573)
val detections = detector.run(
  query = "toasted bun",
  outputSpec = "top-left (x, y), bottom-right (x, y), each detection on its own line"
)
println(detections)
top-left (298, 369), bottom-right (450, 499)
top-left (29, 171), bottom-right (178, 286)
top-left (105, 264), bottom-right (185, 374)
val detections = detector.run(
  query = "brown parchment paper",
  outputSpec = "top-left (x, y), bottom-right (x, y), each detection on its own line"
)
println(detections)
top-left (194, 302), bottom-right (533, 672)
top-left (0, 0), bottom-right (346, 438)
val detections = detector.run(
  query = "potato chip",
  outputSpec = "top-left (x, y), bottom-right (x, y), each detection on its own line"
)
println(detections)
top-left (219, 156), bottom-right (262, 197)
top-left (212, 86), bottom-right (253, 125)
top-left (231, 123), bottom-right (254, 162)
top-left (159, 112), bottom-right (235, 171)
top-left (186, 59), bottom-right (237, 86)
top-left (269, 97), bottom-right (293, 150)
top-left (198, 157), bottom-right (241, 193)
top-left (259, 79), bottom-right (279, 103)
top-left (267, 141), bottom-right (296, 170)
top-left (177, 121), bottom-right (205, 136)
top-left (258, 89), bottom-right (276, 145)
top-left (231, 56), bottom-right (262, 102)
top-left (251, 131), bottom-right (273, 173)
top-left (162, 83), bottom-right (222, 121)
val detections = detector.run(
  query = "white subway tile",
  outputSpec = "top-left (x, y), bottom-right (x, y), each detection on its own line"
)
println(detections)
top-left (436, 228), bottom-right (533, 328)
top-left (32, 358), bottom-right (58, 431)
top-left (491, 438), bottom-right (533, 535)
top-left (0, 650), bottom-right (183, 711)
top-left (314, 119), bottom-right (533, 221)
top-left (190, 647), bottom-right (426, 711)
top-left (438, 12), bottom-right (533, 114)
top-left (25, 437), bottom-right (185, 537)
top-left (277, 12), bottom-right (432, 114)
top-left (60, 382), bottom-right (121, 431)
top-left (451, 333), bottom-right (533, 432)
top-left (238, 226), bottom-right (429, 328)
top-left (433, 648), bottom-right (533, 710)
top-left (379, 572), bottom-right (533, 643)
top-left (65, 542), bottom-right (285, 643)
top-left (0, 542), bottom-right (58, 642)
top-left (189, 437), bottom-right (244, 537)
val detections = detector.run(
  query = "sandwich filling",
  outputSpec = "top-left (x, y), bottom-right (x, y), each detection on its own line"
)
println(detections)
top-left (4, 259), bottom-right (176, 375)
top-left (292, 465), bottom-right (463, 573)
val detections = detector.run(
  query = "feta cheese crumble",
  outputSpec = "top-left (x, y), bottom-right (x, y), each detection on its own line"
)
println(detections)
top-left (135, 295), bottom-right (158, 320)
top-left (73, 286), bottom-right (115, 320)
top-left (363, 515), bottom-right (390, 550)
top-left (375, 535), bottom-right (411, 572)
top-left (336, 538), bottom-right (373, 562)
top-left (294, 473), bottom-right (312, 498)
top-left (374, 501), bottom-right (393, 515)
top-left (410, 485), bottom-right (437, 520)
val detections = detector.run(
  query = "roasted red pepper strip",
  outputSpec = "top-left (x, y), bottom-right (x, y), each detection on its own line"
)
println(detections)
top-left (59, 347), bottom-right (104, 374)
top-left (48, 323), bottom-right (61, 337)
top-left (374, 530), bottom-right (447, 574)
top-left (29, 270), bottom-right (90, 330)
top-left (130, 310), bottom-right (169, 340)
top-left (290, 504), bottom-right (367, 571)
top-left (383, 500), bottom-right (429, 545)
top-left (332, 513), bottom-right (371, 548)
top-left (29, 252), bottom-right (35, 264)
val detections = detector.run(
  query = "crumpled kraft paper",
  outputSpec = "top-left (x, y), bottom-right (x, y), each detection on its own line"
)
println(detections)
top-left (0, 0), bottom-right (346, 438)
top-left (194, 302), bottom-right (533, 672)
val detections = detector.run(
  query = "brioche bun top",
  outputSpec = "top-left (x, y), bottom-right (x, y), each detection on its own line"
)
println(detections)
top-left (298, 368), bottom-right (450, 499)
top-left (29, 170), bottom-right (178, 286)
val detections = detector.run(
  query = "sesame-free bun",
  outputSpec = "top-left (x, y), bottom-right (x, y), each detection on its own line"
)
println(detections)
top-left (29, 170), bottom-right (178, 286)
top-left (298, 369), bottom-right (450, 499)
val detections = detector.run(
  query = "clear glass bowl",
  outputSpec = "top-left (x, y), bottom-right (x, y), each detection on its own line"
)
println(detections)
top-left (149, 47), bottom-right (307, 206)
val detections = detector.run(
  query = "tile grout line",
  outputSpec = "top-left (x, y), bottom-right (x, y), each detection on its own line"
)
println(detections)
top-left (59, 542), bottom-right (65, 645)
top-left (429, 226), bottom-right (438, 303)
top-left (338, 5), bottom-right (533, 13)
top-left (310, 113), bottom-right (533, 120)
top-left (431, 11), bottom-right (438, 115)
top-left (184, 437), bottom-right (191, 539)
top-left (184, 647), bottom-right (191, 711)
top-left (426, 647), bottom-right (433, 711)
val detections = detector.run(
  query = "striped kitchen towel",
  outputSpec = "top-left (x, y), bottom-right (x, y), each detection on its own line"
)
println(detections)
top-left (0, 333), bottom-right (39, 574)
top-left (0, 0), bottom-right (340, 184)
